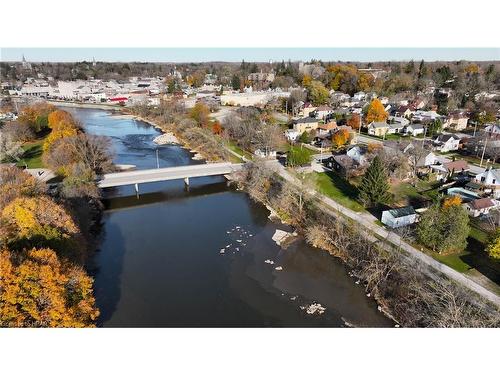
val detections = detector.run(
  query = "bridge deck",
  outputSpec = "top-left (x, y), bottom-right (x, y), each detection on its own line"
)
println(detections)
top-left (98, 162), bottom-right (243, 188)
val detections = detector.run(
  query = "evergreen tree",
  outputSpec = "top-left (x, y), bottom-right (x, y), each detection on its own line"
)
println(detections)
top-left (231, 74), bottom-right (241, 91)
top-left (358, 156), bottom-right (391, 207)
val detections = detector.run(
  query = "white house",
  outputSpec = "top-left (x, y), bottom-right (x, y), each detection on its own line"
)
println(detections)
top-left (434, 134), bottom-right (460, 152)
top-left (381, 206), bottom-right (417, 228)
top-left (353, 91), bottom-right (366, 101)
top-left (285, 129), bottom-right (300, 142)
top-left (346, 145), bottom-right (368, 166)
top-left (464, 198), bottom-right (498, 217)
top-left (254, 149), bottom-right (277, 159)
top-left (313, 105), bottom-right (333, 120)
top-left (474, 168), bottom-right (500, 198)
top-left (405, 123), bottom-right (425, 136)
top-left (367, 121), bottom-right (389, 137)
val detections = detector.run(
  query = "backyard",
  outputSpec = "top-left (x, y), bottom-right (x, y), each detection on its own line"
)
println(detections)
top-left (16, 139), bottom-right (45, 168)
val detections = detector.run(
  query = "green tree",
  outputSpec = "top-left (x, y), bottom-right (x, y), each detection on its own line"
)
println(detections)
top-left (231, 74), bottom-right (241, 90)
top-left (358, 156), bottom-right (391, 207)
top-left (427, 118), bottom-right (443, 137)
top-left (298, 131), bottom-right (312, 144)
top-left (287, 146), bottom-right (312, 167)
top-left (417, 204), bottom-right (469, 254)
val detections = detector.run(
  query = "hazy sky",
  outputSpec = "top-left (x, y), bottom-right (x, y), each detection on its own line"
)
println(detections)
top-left (1, 48), bottom-right (499, 63)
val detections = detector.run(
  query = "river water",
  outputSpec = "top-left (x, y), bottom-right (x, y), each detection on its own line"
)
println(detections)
top-left (68, 107), bottom-right (392, 327)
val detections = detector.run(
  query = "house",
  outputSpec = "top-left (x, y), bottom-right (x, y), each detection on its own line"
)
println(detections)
top-left (381, 206), bottom-right (417, 228)
top-left (346, 145), bottom-right (368, 166)
top-left (313, 105), bottom-right (334, 120)
top-left (292, 117), bottom-right (319, 134)
top-left (389, 116), bottom-right (410, 127)
top-left (464, 198), bottom-right (497, 217)
top-left (388, 122), bottom-right (405, 134)
top-left (405, 123), bottom-right (425, 136)
top-left (254, 149), bottom-right (277, 159)
top-left (301, 103), bottom-right (317, 117)
top-left (394, 105), bottom-right (414, 118)
top-left (484, 124), bottom-right (500, 136)
top-left (367, 121), bottom-right (389, 137)
top-left (443, 112), bottom-right (469, 131)
top-left (316, 121), bottom-right (337, 136)
top-left (353, 91), bottom-right (366, 101)
top-left (415, 151), bottom-right (437, 168)
top-left (285, 129), bottom-right (300, 142)
top-left (434, 134), bottom-right (460, 152)
top-left (430, 159), bottom-right (469, 181)
top-left (474, 168), bottom-right (500, 198)
top-left (247, 72), bottom-right (275, 83)
top-left (384, 140), bottom-right (414, 154)
top-left (329, 154), bottom-right (358, 177)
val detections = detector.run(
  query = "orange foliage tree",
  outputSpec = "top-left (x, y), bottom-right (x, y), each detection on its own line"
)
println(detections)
top-left (332, 128), bottom-right (351, 149)
top-left (44, 110), bottom-right (79, 152)
top-left (347, 113), bottom-right (361, 130)
top-left (212, 121), bottom-right (223, 135)
top-left (17, 103), bottom-right (55, 133)
top-left (442, 195), bottom-right (462, 209)
top-left (365, 98), bottom-right (388, 123)
top-left (0, 248), bottom-right (99, 327)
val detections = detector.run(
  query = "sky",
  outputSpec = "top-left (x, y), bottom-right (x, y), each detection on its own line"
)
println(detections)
top-left (1, 48), bottom-right (499, 63)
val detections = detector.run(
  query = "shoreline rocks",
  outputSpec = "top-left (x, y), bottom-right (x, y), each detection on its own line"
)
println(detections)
top-left (153, 132), bottom-right (179, 145)
top-left (272, 229), bottom-right (297, 248)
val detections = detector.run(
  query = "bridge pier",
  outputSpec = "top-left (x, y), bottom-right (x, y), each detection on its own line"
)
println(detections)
top-left (134, 183), bottom-right (139, 196)
top-left (184, 177), bottom-right (190, 186)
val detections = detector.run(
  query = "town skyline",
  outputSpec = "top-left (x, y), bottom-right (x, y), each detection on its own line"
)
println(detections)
top-left (2, 47), bottom-right (500, 63)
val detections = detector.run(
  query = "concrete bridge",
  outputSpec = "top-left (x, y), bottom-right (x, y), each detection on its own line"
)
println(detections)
top-left (98, 162), bottom-right (243, 192)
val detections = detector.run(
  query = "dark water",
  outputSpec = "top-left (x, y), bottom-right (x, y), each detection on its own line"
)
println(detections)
top-left (69, 107), bottom-right (392, 327)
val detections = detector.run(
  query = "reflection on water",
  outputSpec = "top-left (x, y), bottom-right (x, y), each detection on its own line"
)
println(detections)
top-left (70, 107), bottom-right (392, 327)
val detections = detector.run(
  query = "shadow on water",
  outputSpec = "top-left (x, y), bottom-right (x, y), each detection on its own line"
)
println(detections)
top-left (87, 221), bottom-right (127, 326)
top-left (102, 181), bottom-right (231, 211)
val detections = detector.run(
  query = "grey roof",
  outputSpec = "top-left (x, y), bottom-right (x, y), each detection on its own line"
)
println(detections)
top-left (369, 121), bottom-right (388, 128)
top-left (408, 123), bottom-right (424, 129)
top-left (332, 154), bottom-right (357, 169)
top-left (385, 206), bottom-right (416, 218)
top-left (294, 117), bottom-right (318, 124)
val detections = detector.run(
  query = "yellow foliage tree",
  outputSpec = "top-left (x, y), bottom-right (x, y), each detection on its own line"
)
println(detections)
top-left (0, 248), bottom-right (99, 327)
top-left (302, 74), bottom-right (312, 87)
top-left (1, 196), bottom-right (82, 260)
top-left (442, 195), bottom-right (462, 209)
top-left (44, 110), bottom-right (79, 152)
top-left (332, 128), bottom-right (351, 149)
top-left (486, 229), bottom-right (500, 260)
top-left (365, 99), bottom-right (388, 123)
top-left (189, 102), bottom-right (211, 127)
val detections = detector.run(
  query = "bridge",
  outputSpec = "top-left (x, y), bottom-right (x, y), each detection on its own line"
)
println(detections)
top-left (98, 162), bottom-right (243, 192)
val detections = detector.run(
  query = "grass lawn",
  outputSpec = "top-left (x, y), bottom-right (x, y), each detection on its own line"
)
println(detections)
top-left (310, 171), bottom-right (366, 212)
top-left (287, 144), bottom-right (318, 158)
top-left (16, 139), bottom-right (45, 168)
top-left (390, 179), bottom-right (436, 206)
top-left (431, 251), bottom-right (473, 273)
top-left (226, 141), bottom-right (253, 161)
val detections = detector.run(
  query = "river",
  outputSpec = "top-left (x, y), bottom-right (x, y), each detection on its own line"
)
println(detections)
top-left (68, 107), bottom-right (392, 327)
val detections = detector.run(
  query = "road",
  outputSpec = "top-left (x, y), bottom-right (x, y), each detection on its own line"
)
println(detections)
top-left (98, 162), bottom-right (243, 188)
top-left (264, 160), bottom-right (500, 307)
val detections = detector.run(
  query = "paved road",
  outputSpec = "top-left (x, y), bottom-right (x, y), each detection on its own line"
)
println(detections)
top-left (265, 160), bottom-right (500, 307)
top-left (98, 162), bottom-right (243, 188)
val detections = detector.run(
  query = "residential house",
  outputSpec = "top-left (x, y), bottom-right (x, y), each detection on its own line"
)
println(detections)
top-left (328, 154), bottom-right (358, 177)
top-left (292, 117), bottom-right (320, 134)
top-left (285, 129), bottom-right (300, 142)
top-left (405, 123), bottom-right (425, 136)
top-left (394, 105), bottom-right (414, 118)
top-left (415, 151), bottom-right (437, 169)
top-left (388, 122), bottom-right (405, 134)
top-left (430, 159), bottom-right (469, 181)
top-left (389, 116), bottom-right (410, 127)
top-left (353, 91), bottom-right (366, 101)
top-left (464, 198), bottom-right (498, 217)
top-left (247, 72), bottom-right (275, 83)
top-left (443, 112), bottom-right (469, 131)
top-left (381, 206), bottom-right (417, 228)
top-left (313, 105), bottom-right (334, 120)
top-left (367, 121), bottom-right (389, 137)
top-left (316, 121), bottom-right (337, 136)
top-left (301, 103), bottom-right (317, 117)
top-left (484, 124), bottom-right (500, 136)
top-left (346, 145), bottom-right (368, 166)
top-left (474, 168), bottom-right (500, 198)
top-left (254, 149), bottom-right (277, 159)
top-left (434, 134), bottom-right (460, 152)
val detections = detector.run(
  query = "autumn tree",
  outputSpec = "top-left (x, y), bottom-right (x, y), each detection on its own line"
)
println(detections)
top-left (44, 110), bottom-right (79, 152)
top-left (442, 195), bottom-right (462, 209)
top-left (17, 103), bottom-right (55, 133)
top-left (358, 155), bottom-right (391, 207)
top-left (365, 98), bottom-right (388, 123)
top-left (189, 102), bottom-right (211, 127)
top-left (1, 196), bottom-right (83, 261)
top-left (306, 80), bottom-right (329, 105)
top-left (347, 113), bottom-right (361, 130)
top-left (0, 248), bottom-right (99, 327)
top-left (486, 229), bottom-right (500, 260)
top-left (332, 128), bottom-right (351, 149)
top-left (0, 166), bottom-right (45, 210)
top-left (211, 121), bottom-right (222, 135)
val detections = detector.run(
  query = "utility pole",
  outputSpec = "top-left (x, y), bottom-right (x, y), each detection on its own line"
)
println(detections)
top-left (473, 122), bottom-right (478, 137)
top-left (480, 136), bottom-right (488, 167)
